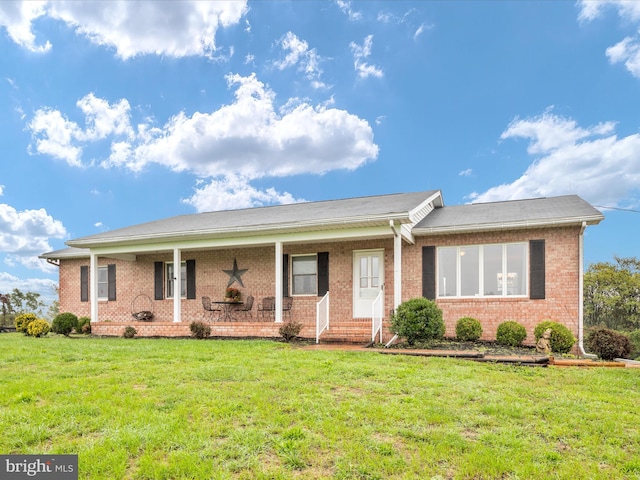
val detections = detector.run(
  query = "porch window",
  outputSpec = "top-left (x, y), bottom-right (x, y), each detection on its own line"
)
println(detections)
top-left (97, 266), bottom-right (108, 300)
top-left (166, 261), bottom-right (187, 299)
top-left (292, 255), bottom-right (317, 295)
top-left (437, 243), bottom-right (527, 297)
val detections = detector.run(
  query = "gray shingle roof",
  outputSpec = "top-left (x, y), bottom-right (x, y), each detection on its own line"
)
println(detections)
top-left (413, 195), bottom-right (604, 234)
top-left (65, 190), bottom-right (440, 248)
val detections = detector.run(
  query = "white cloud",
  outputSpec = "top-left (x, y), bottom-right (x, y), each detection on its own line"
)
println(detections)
top-left (459, 168), bottom-right (473, 177)
top-left (0, 271), bottom-right (58, 303)
top-left (606, 37), bottom-right (640, 78)
top-left (182, 174), bottom-right (302, 212)
top-left (0, 1), bottom-right (247, 59)
top-left (0, 203), bottom-right (67, 272)
top-left (28, 73), bottom-right (378, 210)
top-left (471, 110), bottom-right (640, 207)
top-left (577, 0), bottom-right (640, 23)
top-left (0, 0), bottom-right (51, 53)
top-left (336, 0), bottom-right (361, 21)
top-left (28, 94), bottom-right (133, 167)
top-left (274, 32), bottom-right (326, 89)
top-left (350, 35), bottom-right (383, 79)
top-left (578, 0), bottom-right (640, 78)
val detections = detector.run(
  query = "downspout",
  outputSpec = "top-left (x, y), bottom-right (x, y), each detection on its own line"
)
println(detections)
top-left (578, 221), bottom-right (596, 359)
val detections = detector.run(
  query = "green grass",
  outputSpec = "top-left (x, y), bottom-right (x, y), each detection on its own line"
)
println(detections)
top-left (1, 334), bottom-right (639, 479)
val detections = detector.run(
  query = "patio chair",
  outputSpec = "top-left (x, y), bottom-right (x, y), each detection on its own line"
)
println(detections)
top-left (235, 295), bottom-right (254, 319)
top-left (282, 296), bottom-right (293, 319)
top-left (202, 296), bottom-right (221, 321)
top-left (257, 296), bottom-right (275, 320)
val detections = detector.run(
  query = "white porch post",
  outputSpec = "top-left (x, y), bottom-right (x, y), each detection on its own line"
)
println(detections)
top-left (275, 241), bottom-right (283, 323)
top-left (173, 248), bottom-right (181, 323)
top-left (393, 226), bottom-right (402, 309)
top-left (90, 253), bottom-right (98, 322)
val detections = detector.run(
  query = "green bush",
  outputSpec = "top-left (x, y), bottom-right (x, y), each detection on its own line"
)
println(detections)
top-left (279, 320), bottom-right (303, 342)
top-left (123, 326), bottom-right (137, 339)
top-left (26, 319), bottom-right (50, 337)
top-left (496, 321), bottom-right (527, 347)
top-left (77, 316), bottom-right (91, 334)
top-left (390, 298), bottom-right (444, 345)
top-left (586, 327), bottom-right (632, 361)
top-left (190, 321), bottom-right (211, 339)
top-left (455, 317), bottom-right (482, 342)
top-left (14, 313), bottom-right (37, 334)
top-left (51, 312), bottom-right (78, 336)
top-left (534, 320), bottom-right (576, 354)
top-left (629, 330), bottom-right (640, 359)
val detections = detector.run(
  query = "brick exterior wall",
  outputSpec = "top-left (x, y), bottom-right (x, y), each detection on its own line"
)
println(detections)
top-left (406, 226), bottom-right (582, 345)
top-left (57, 226), bottom-right (582, 345)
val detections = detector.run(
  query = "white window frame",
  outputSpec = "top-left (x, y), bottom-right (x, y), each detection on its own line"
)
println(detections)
top-left (291, 254), bottom-right (317, 296)
top-left (166, 261), bottom-right (187, 299)
top-left (437, 242), bottom-right (528, 298)
top-left (97, 266), bottom-right (108, 301)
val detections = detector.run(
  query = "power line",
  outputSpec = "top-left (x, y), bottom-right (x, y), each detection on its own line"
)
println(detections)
top-left (593, 205), bottom-right (640, 213)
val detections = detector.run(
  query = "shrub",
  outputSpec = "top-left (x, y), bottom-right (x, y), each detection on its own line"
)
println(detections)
top-left (190, 321), bottom-right (211, 339)
top-left (26, 319), bottom-right (50, 337)
top-left (51, 312), bottom-right (78, 336)
top-left (81, 323), bottom-right (92, 335)
top-left (455, 317), bottom-right (482, 342)
top-left (629, 330), bottom-right (640, 359)
top-left (390, 298), bottom-right (444, 345)
top-left (123, 326), bottom-right (137, 339)
top-left (534, 320), bottom-right (575, 354)
top-left (77, 316), bottom-right (91, 334)
top-left (496, 321), bottom-right (527, 347)
top-left (586, 327), bottom-right (632, 360)
top-left (279, 320), bottom-right (303, 342)
top-left (14, 313), bottom-right (37, 334)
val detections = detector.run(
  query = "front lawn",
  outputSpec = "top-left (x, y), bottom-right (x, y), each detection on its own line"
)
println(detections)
top-left (0, 333), bottom-right (638, 479)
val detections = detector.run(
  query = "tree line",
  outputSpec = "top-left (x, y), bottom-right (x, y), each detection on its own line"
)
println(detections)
top-left (584, 256), bottom-right (640, 332)
top-left (0, 288), bottom-right (59, 325)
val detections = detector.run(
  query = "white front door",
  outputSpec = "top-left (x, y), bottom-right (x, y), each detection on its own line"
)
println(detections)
top-left (353, 250), bottom-right (384, 318)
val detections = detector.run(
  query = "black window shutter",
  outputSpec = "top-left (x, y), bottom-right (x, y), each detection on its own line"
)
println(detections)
top-left (282, 254), bottom-right (289, 297)
top-left (154, 262), bottom-right (164, 300)
top-left (107, 264), bottom-right (116, 301)
top-left (530, 239), bottom-right (545, 299)
top-left (317, 252), bottom-right (329, 297)
top-left (186, 259), bottom-right (196, 300)
top-left (80, 265), bottom-right (89, 302)
top-left (422, 246), bottom-right (436, 300)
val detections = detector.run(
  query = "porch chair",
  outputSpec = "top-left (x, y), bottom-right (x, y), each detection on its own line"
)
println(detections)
top-left (202, 296), bottom-right (221, 321)
top-left (257, 296), bottom-right (275, 320)
top-left (235, 295), bottom-right (254, 319)
top-left (282, 296), bottom-right (293, 320)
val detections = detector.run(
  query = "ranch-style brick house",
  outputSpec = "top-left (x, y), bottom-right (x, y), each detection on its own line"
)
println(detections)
top-left (41, 190), bottom-right (604, 351)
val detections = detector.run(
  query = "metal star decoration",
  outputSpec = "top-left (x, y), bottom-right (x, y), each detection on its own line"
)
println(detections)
top-left (223, 258), bottom-right (248, 287)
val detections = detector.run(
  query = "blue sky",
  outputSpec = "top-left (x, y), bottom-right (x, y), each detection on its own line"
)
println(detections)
top-left (1, 0), bottom-right (639, 304)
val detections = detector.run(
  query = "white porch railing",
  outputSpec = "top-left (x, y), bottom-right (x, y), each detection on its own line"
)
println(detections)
top-left (371, 288), bottom-right (384, 343)
top-left (316, 291), bottom-right (330, 344)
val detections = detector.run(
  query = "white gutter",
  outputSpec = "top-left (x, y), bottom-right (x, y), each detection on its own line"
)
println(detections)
top-left (413, 215), bottom-right (604, 235)
top-left (578, 221), bottom-right (597, 359)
